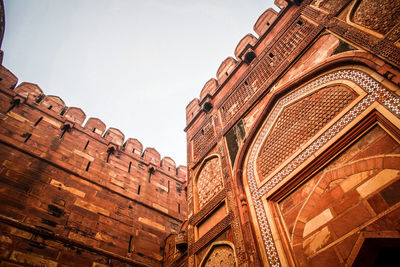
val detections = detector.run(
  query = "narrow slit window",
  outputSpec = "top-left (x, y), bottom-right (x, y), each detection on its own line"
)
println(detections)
top-left (178, 203), bottom-right (180, 214)
top-left (297, 20), bottom-right (303, 26)
top-left (47, 105), bottom-right (53, 110)
top-left (244, 81), bottom-right (248, 86)
top-left (23, 133), bottom-right (32, 143)
top-left (85, 161), bottom-right (91, 171)
top-left (92, 128), bottom-right (96, 133)
top-left (83, 140), bottom-right (89, 151)
top-left (269, 53), bottom-right (274, 58)
top-left (137, 185), bottom-right (141, 195)
top-left (128, 162), bottom-right (132, 173)
top-left (168, 180), bottom-right (170, 193)
top-left (35, 95), bottom-right (44, 103)
top-left (128, 235), bottom-right (133, 253)
top-left (34, 117), bottom-right (43, 127)
top-left (60, 107), bottom-right (67, 116)
top-left (132, 148), bottom-right (135, 154)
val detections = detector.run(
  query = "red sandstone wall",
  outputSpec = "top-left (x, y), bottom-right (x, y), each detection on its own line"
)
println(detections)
top-left (184, 0), bottom-right (400, 266)
top-left (0, 66), bottom-right (187, 266)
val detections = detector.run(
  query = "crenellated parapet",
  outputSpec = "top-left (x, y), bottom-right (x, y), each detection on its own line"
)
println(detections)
top-left (0, 63), bottom-right (187, 266)
top-left (0, 64), bottom-right (186, 176)
top-left (253, 8), bottom-right (278, 37)
top-left (184, 2), bottom-right (283, 130)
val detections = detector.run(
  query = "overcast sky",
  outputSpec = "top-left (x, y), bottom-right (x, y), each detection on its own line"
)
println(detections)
top-left (2, 0), bottom-right (276, 167)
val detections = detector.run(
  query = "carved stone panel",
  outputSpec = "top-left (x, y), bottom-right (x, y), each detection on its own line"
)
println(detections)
top-left (197, 157), bottom-right (224, 210)
top-left (352, 0), bottom-right (400, 35)
top-left (257, 85), bottom-right (356, 182)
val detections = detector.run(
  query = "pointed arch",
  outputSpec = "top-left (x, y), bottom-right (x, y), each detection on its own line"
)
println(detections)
top-left (232, 58), bottom-right (400, 266)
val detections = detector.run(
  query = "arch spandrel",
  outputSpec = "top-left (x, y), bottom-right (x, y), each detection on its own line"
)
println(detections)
top-left (238, 66), bottom-right (400, 267)
top-left (199, 241), bottom-right (237, 267)
top-left (256, 84), bottom-right (357, 183)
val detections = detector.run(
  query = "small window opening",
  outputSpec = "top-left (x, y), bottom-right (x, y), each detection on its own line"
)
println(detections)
top-left (168, 180), bottom-right (170, 193)
top-left (244, 81), bottom-right (248, 86)
top-left (132, 148), bottom-right (135, 154)
top-left (137, 185), bottom-right (141, 195)
top-left (60, 124), bottom-right (71, 139)
top-left (6, 99), bottom-right (20, 113)
top-left (266, 22), bottom-right (270, 26)
top-left (148, 167), bottom-right (155, 182)
top-left (168, 167), bottom-right (170, 171)
top-left (85, 161), bottom-right (91, 171)
top-left (106, 147), bottom-right (115, 163)
top-left (34, 117), bottom-right (43, 127)
top-left (22, 133), bottom-right (32, 143)
top-left (128, 162), bottom-right (132, 173)
top-left (178, 203), bottom-right (180, 214)
top-left (269, 53), bottom-right (274, 58)
top-left (47, 105), bottom-right (53, 110)
top-left (244, 51), bottom-right (256, 64)
top-left (201, 129), bottom-right (205, 135)
top-left (92, 128), bottom-right (96, 133)
top-left (297, 20), bottom-right (303, 26)
top-left (225, 72), bottom-right (229, 76)
top-left (203, 102), bottom-right (213, 112)
top-left (83, 140), bottom-right (89, 151)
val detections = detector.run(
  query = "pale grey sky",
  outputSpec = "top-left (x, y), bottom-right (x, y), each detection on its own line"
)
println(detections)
top-left (2, 0), bottom-right (276, 166)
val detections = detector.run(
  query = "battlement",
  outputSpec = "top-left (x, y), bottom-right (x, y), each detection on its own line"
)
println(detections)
top-left (1, 66), bottom-right (186, 175)
top-left (185, 3), bottom-right (282, 129)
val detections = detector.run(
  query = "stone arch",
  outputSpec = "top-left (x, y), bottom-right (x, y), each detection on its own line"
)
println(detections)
top-left (233, 61), bottom-right (400, 266)
top-left (199, 241), bottom-right (237, 267)
top-left (194, 154), bottom-right (224, 212)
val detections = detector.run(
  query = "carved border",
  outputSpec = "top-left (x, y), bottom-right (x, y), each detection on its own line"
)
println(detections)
top-left (189, 212), bottom-right (234, 255)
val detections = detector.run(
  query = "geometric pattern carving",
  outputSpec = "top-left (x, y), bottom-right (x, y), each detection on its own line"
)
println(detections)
top-left (197, 157), bottom-right (223, 209)
top-left (192, 119), bottom-right (216, 163)
top-left (220, 18), bottom-right (315, 125)
top-left (353, 0), bottom-right (400, 35)
top-left (311, 0), bottom-right (350, 14)
top-left (246, 69), bottom-right (400, 267)
top-left (257, 85), bottom-right (356, 181)
top-left (201, 244), bottom-right (236, 267)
